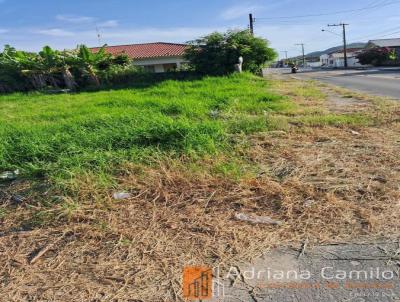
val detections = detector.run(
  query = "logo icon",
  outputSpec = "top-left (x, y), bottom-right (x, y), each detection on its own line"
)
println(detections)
top-left (183, 267), bottom-right (212, 300)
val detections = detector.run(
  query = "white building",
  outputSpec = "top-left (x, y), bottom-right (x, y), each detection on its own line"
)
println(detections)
top-left (307, 61), bottom-right (322, 68)
top-left (320, 48), bottom-right (363, 68)
top-left (91, 42), bottom-right (188, 73)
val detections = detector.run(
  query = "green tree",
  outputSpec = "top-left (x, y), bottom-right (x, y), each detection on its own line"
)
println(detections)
top-left (39, 46), bottom-right (79, 90)
top-left (73, 45), bottom-right (113, 86)
top-left (185, 30), bottom-right (277, 75)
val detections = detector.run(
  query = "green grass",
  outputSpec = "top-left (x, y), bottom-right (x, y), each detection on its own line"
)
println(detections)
top-left (0, 73), bottom-right (290, 182)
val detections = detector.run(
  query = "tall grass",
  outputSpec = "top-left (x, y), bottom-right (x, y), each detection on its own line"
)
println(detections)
top-left (0, 73), bottom-right (290, 181)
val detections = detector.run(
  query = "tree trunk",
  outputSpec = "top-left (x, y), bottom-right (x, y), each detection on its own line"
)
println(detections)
top-left (48, 75), bottom-right (59, 89)
top-left (87, 65), bottom-right (100, 87)
top-left (62, 68), bottom-right (77, 90)
top-left (30, 74), bottom-right (46, 90)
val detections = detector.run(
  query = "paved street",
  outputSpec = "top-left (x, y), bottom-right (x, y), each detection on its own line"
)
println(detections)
top-left (215, 243), bottom-right (400, 302)
top-left (266, 68), bottom-right (400, 99)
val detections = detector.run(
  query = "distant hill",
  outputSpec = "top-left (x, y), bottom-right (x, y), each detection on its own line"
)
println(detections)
top-left (305, 43), bottom-right (367, 58)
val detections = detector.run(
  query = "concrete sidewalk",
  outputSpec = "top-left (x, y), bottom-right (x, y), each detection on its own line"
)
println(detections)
top-left (213, 242), bottom-right (400, 302)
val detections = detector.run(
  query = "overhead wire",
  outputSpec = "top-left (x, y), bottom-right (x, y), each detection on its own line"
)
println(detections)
top-left (254, 0), bottom-right (400, 20)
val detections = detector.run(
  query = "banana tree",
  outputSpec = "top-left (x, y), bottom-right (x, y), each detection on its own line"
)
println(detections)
top-left (39, 46), bottom-right (77, 90)
top-left (1, 45), bottom-right (46, 90)
top-left (38, 46), bottom-right (60, 88)
top-left (74, 45), bottom-right (112, 87)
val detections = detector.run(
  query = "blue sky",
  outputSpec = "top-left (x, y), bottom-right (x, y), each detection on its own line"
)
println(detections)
top-left (1, 0), bottom-right (400, 57)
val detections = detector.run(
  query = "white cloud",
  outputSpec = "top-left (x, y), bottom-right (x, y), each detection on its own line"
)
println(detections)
top-left (99, 26), bottom-right (230, 44)
top-left (220, 3), bottom-right (263, 20)
top-left (56, 14), bottom-right (95, 24)
top-left (34, 28), bottom-right (75, 37)
top-left (6, 26), bottom-right (231, 51)
top-left (55, 15), bottom-right (120, 28)
top-left (98, 20), bottom-right (119, 28)
top-left (0, 28), bottom-right (9, 34)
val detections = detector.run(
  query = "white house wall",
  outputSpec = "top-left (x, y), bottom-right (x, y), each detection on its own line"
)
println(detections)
top-left (320, 53), bottom-right (362, 68)
top-left (133, 56), bottom-right (187, 73)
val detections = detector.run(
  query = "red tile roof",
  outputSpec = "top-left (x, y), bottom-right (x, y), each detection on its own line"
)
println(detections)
top-left (90, 42), bottom-right (187, 59)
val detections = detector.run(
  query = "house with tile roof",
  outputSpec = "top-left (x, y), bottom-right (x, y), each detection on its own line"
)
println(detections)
top-left (367, 38), bottom-right (400, 48)
top-left (91, 42), bottom-right (188, 73)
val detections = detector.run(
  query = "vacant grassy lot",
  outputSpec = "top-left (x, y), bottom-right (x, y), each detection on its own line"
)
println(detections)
top-left (0, 73), bottom-right (291, 183)
top-left (0, 74), bottom-right (399, 301)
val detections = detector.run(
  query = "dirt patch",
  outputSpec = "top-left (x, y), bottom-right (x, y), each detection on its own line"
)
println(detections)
top-left (320, 86), bottom-right (372, 113)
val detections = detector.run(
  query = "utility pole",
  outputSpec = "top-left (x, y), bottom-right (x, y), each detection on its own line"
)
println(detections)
top-left (249, 14), bottom-right (255, 35)
top-left (295, 43), bottom-right (305, 67)
top-left (328, 23), bottom-right (349, 68)
top-left (280, 51), bottom-right (288, 66)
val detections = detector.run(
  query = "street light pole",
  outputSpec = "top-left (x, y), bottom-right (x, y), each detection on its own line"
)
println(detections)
top-left (328, 23), bottom-right (349, 68)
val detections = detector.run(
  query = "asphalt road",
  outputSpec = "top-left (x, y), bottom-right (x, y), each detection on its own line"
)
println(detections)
top-left (267, 68), bottom-right (400, 99)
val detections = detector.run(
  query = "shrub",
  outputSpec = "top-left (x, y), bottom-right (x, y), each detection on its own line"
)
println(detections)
top-left (356, 47), bottom-right (394, 66)
top-left (184, 30), bottom-right (277, 75)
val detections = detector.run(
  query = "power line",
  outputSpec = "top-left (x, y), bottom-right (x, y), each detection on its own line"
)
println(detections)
top-left (379, 29), bottom-right (400, 37)
top-left (254, 12), bottom-right (400, 26)
top-left (349, 25), bottom-right (400, 42)
top-left (344, 0), bottom-right (389, 18)
top-left (254, 0), bottom-right (400, 20)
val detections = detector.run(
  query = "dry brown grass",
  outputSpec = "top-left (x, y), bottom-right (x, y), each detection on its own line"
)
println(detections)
top-left (1, 77), bottom-right (399, 301)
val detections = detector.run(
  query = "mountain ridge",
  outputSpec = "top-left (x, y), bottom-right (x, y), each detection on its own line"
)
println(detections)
top-left (305, 43), bottom-right (367, 58)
